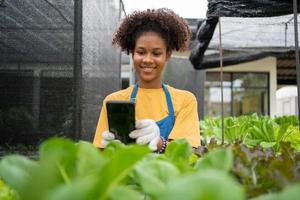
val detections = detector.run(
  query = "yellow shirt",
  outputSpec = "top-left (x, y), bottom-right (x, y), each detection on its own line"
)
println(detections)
top-left (93, 85), bottom-right (200, 147)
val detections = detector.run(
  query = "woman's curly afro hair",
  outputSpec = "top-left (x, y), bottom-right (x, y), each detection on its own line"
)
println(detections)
top-left (112, 8), bottom-right (192, 54)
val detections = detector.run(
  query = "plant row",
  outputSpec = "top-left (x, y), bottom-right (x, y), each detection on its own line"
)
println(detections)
top-left (0, 137), bottom-right (300, 200)
top-left (200, 114), bottom-right (300, 152)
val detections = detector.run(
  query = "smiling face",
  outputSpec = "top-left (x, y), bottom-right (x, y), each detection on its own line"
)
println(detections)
top-left (132, 32), bottom-right (171, 88)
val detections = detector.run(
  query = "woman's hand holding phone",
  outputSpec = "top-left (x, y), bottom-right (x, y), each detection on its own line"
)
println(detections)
top-left (129, 119), bottom-right (161, 151)
top-left (102, 118), bottom-right (161, 151)
top-left (101, 130), bottom-right (121, 147)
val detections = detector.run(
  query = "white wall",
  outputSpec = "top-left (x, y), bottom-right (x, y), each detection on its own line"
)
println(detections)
top-left (207, 56), bottom-right (277, 117)
top-left (276, 86), bottom-right (298, 116)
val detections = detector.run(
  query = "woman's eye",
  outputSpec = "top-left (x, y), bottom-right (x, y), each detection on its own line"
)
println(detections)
top-left (153, 52), bottom-right (162, 56)
top-left (136, 51), bottom-right (144, 55)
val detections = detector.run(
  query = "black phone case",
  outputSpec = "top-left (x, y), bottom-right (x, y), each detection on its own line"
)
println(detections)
top-left (106, 100), bottom-right (135, 144)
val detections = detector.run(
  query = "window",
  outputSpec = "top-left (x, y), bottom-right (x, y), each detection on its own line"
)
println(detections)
top-left (205, 72), bottom-right (269, 117)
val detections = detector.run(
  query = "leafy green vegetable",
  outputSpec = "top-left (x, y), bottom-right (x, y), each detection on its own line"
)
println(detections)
top-left (0, 138), bottom-right (150, 200)
top-left (1, 136), bottom-right (299, 200)
top-left (0, 155), bottom-right (39, 195)
top-left (44, 176), bottom-right (98, 200)
top-left (274, 115), bottom-right (299, 127)
top-left (164, 139), bottom-right (193, 172)
top-left (231, 142), bottom-right (300, 198)
top-left (0, 179), bottom-right (19, 200)
top-left (131, 155), bottom-right (180, 198)
top-left (194, 147), bottom-right (233, 172)
top-left (283, 126), bottom-right (300, 151)
top-left (94, 144), bottom-right (149, 200)
top-left (159, 169), bottom-right (245, 200)
top-left (75, 141), bottom-right (106, 178)
top-left (109, 185), bottom-right (143, 200)
top-left (251, 182), bottom-right (300, 200)
top-left (200, 114), bottom-right (300, 152)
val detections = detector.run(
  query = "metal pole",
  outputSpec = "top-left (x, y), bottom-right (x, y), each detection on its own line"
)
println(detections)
top-left (293, 0), bottom-right (300, 127)
top-left (285, 23), bottom-right (288, 47)
top-left (218, 17), bottom-right (225, 144)
top-left (74, 0), bottom-right (83, 140)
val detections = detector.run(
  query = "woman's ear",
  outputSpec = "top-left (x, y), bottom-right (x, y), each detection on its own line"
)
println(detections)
top-left (166, 50), bottom-right (172, 60)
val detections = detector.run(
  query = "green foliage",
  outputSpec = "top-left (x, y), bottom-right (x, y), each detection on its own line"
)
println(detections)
top-left (0, 179), bottom-right (19, 200)
top-left (200, 114), bottom-right (300, 152)
top-left (0, 138), bottom-right (150, 200)
top-left (159, 169), bottom-right (245, 200)
top-left (193, 137), bottom-right (300, 199)
top-left (0, 136), bottom-right (299, 200)
top-left (274, 115), bottom-right (299, 127)
top-left (230, 142), bottom-right (300, 198)
top-left (200, 114), bottom-right (255, 144)
top-left (194, 147), bottom-right (233, 172)
top-left (164, 139), bottom-right (193, 172)
top-left (109, 186), bottom-right (143, 200)
top-left (0, 155), bottom-right (39, 195)
top-left (284, 126), bottom-right (300, 151)
top-left (130, 155), bottom-right (180, 198)
top-left (251, 182), bottom-right (300, 200)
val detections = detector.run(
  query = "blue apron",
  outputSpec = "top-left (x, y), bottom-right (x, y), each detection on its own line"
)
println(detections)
top-left (130, 83), bottom-right (175, 140)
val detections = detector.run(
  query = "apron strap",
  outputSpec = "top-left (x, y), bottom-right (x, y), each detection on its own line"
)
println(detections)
top-left (130, 83), bottom-right (174, 119)
top-left (130, 83), bottom-right (139, 103)
top-left (162, 83), bottom-right (175, 119)
top-left (130, 83), bottom-right (175, 139)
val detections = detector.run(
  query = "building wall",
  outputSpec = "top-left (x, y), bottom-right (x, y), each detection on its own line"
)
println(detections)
top-left (207, 56), bottom-right (277, 117)
top-left (162, 56), bottom-right (205, 119)
top-left (276, 86), bottom-right (298, 116)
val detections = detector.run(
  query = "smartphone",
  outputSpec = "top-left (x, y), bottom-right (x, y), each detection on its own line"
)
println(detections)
top-left (106, 100), bottom-right (135, 144)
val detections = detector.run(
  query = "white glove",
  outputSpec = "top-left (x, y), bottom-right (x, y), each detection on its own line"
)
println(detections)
top-left (101, 130), bottom-right (116, 147)
top-left (129, 119), bottom-right (161, 151)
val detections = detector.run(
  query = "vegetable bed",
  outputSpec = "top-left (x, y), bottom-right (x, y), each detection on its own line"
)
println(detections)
top-left (0, 115), bottom-right (299, 200)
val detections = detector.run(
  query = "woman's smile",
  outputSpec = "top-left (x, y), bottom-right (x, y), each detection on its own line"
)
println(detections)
top-left (140, 66), bottom-right (157, 73)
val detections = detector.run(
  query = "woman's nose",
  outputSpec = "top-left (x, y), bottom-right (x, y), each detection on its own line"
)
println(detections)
top-left (142, 53), bottom-right (153, 63)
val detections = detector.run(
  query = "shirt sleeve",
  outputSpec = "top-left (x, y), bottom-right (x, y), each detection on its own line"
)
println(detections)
top-left (168, 92), bottom-right (200, 147)
top-left (93, 99), bottom-right (109, 148)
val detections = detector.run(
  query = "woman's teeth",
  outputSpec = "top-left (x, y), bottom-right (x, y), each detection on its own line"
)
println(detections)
top-left (142, 67), bottom-right (154, 72)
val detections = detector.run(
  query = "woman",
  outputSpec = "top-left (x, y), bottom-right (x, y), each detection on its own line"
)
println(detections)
top-left (93, 8), bottom-right (200, 153)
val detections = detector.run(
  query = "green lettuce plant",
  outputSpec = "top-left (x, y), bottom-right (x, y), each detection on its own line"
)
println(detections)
top-left (200, 114), bottom-right (300, 152)
top-left (1, 137), bottom-right (299, 200)
top-left (0, 178), bottom-right (19, 200)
